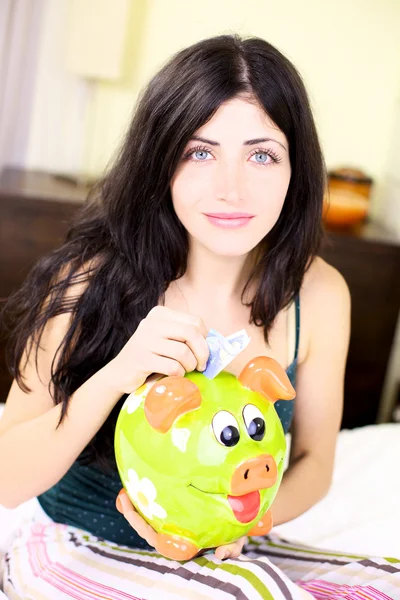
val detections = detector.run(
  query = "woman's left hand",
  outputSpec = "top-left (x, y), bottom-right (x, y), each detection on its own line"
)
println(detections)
top-left (116, 489), bottom-right (246, 560)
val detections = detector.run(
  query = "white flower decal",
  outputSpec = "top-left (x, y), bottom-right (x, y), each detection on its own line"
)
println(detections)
top-left (171, 428), bottom-right (191, 453)
top-left (125, 468), bottom-right (167, 521)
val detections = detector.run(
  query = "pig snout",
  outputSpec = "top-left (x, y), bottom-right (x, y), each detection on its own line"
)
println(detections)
top-left (230, 454), bottom-right (277, 496)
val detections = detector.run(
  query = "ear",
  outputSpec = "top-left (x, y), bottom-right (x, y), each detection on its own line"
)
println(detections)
top-left (144, 377), bottom-right (202, 433)
top-left (238, 356), bottom-right (296, 404)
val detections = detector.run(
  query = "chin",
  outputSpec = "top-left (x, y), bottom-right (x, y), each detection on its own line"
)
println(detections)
top-left (201, 239), bottom-right (257, 258)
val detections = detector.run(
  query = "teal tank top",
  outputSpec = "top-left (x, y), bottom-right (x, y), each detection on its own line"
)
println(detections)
top-left (38, 297), bottom-right (300, 548)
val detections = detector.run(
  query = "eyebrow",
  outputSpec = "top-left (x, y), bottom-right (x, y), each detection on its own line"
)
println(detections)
top-left (189, 135), bottom-right (287, 151)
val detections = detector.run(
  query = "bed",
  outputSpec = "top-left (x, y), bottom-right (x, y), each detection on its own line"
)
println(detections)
top-left (1, 405), bottom-right (399, 597)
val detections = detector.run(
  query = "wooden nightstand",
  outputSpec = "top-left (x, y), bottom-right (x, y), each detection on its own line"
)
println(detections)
top-left (320, 223), bottom-right (400, 428)
top-left (0, 168), bottom-right (88, 402)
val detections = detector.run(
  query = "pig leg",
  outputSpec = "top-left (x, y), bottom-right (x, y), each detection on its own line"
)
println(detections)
top-left (247, 508), bottom-right (273, 536)
top-left (155, 532), bottom-right (200, 561)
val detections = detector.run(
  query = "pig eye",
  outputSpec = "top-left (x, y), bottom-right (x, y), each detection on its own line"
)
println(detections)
top-left (243, 404), bottom-right (266, 441)
top-left (212, 411), bottom-right (240, 447)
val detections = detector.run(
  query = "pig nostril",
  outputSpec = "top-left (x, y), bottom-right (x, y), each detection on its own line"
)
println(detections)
top-left (244, 469), bottom-right (249, 480)
top-left (265, 464), bottom-right (270, 472)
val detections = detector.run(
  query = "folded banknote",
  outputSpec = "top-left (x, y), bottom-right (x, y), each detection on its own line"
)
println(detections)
top-left (203, 328), bottom-right (250, 379)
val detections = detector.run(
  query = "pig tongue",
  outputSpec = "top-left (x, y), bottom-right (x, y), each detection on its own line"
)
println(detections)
top-left (227, 491), bottom-right (260, 523)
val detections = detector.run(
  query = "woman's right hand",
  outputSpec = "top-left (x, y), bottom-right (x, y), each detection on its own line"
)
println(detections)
top-left (106, 306), bottom-right (210, 395)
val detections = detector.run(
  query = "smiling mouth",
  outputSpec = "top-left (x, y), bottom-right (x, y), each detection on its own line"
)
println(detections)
top-left (203, 213), bottom-right (254, 229)
top-left (189, 485), bottom-right (260, 523)
top-left (204, 212), bottom-right (255, 219)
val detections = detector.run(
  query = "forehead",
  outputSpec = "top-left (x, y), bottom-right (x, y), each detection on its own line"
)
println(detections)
top-left (194, 97), bottom-right (285, 144)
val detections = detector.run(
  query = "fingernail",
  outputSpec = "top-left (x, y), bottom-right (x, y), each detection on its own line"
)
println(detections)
top-left (219, 551), bottom-right (227, 560)
top-left (116, 496), bottom-right (122, 512)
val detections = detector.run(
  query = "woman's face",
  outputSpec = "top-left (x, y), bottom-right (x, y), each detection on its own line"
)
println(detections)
top-left (170, 97), bottom-right (291, 258)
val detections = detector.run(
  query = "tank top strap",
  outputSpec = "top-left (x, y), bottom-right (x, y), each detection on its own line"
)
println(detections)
top-left (293, 293), bottom-right (300, 362)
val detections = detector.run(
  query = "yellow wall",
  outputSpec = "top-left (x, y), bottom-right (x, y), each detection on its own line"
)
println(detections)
top-left (84, 0), bottom-right (400, 201)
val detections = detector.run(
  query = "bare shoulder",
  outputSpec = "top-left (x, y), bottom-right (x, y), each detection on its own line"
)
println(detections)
top-left (296, 257), bottom-right (351, 363)
top-left (49, 259), bottom-right (96, 303)
top-left (32, 258), bottom-right (98, 366)
top-left (302, 256), bottom-right (351, 312)
top-left (0, 260), bottom-right (96, 435)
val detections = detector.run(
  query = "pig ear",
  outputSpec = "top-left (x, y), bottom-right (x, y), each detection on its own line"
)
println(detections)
top-left (144, 377), bottom-right (202, 433)
top-left (238, 356), bottom-right (296, 404)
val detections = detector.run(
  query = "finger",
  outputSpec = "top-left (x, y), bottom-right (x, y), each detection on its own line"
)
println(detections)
top-left (159, 321), bottom-right (209, 371)
top-left (118, 491), bottom-right (157, 546)
top-left (215, 545), bottom-right (233, 560)
top-left (215, 544), bottom-right (236, 560)
top-left (149, 355), bottom-right (186, 378)
top-left (215, 537), bottom-right (246, 560)
top-left (124, 509), bottom-right (153, 542)
top-left (117, 489), bottom-right (136, 516)
top-left (153, 339), bottom-right (198, 373)
top-left (150, 307), bottom-right (208, 337)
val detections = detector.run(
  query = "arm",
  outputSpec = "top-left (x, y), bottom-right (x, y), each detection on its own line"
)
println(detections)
top-left (0, 302), bottom-right (209, 509)
top-left (271, 258), bottom-right (351, 525)
top-left (0, 310), bottom-right (122, 508)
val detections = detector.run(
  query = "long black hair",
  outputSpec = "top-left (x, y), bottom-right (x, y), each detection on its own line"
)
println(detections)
top-left (2, 34), bottom-right (326, 470)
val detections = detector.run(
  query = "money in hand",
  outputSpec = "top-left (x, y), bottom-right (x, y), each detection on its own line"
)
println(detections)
top-left (203, 328), bottom-right (251, 379)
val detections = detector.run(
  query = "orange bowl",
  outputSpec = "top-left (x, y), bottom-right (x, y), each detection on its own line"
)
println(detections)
top-left (323, 189), bottom-right (369, 228)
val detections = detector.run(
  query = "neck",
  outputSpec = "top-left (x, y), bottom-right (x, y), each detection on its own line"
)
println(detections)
top-left (178, 241), bottom-right (256, 303)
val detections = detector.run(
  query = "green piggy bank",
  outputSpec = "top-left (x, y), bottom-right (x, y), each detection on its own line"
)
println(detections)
top-left (114, 356), bottom-right (295, 560)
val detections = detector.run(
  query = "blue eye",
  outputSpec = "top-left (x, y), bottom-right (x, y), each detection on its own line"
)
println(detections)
top-left (254, 152), bottom-right (269, 163)
top-left (220, 426), bottom-right (240, 446)
top-left (183, 145), bottom-right (212, 162)
top-left (212, 411), bottom-right (240, 447)
top-left (243, 404), bottom-right (266, 441)
top-left (250, 148), bottom-right (282, 165)
top-left (194, 150), bottom-right (209, 161)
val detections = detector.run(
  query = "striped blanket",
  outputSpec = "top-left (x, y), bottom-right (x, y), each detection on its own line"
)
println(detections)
top-left (1, 503), bottom-right (399, 599)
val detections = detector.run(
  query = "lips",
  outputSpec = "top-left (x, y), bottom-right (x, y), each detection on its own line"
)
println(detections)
top-left (204, 213), bottom-right (254, 229)
top-left (227, 491), bottom-right (260, 523)
top-left (205, 213), bottom-right (254, 219)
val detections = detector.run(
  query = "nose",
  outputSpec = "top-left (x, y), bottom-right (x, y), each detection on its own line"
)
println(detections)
top-left (215, 161), bottom-right (243, 204)
top-left (230, 454), bottom-right (277, 496)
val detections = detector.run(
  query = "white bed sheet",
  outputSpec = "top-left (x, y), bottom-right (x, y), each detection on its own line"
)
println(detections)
top-left (0, 404), bottom-right (399, 566)
top-left (274, 423), bottom-right (400, 557)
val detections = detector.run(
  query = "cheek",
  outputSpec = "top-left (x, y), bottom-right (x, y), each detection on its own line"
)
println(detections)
top-left (171, 170), bottom-right (210, 216)
top-left (251, 168), bottom-right (291, 210)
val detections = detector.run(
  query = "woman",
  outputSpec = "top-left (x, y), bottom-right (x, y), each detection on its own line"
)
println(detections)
top-left (0, 34), bottom-right (350, 599)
